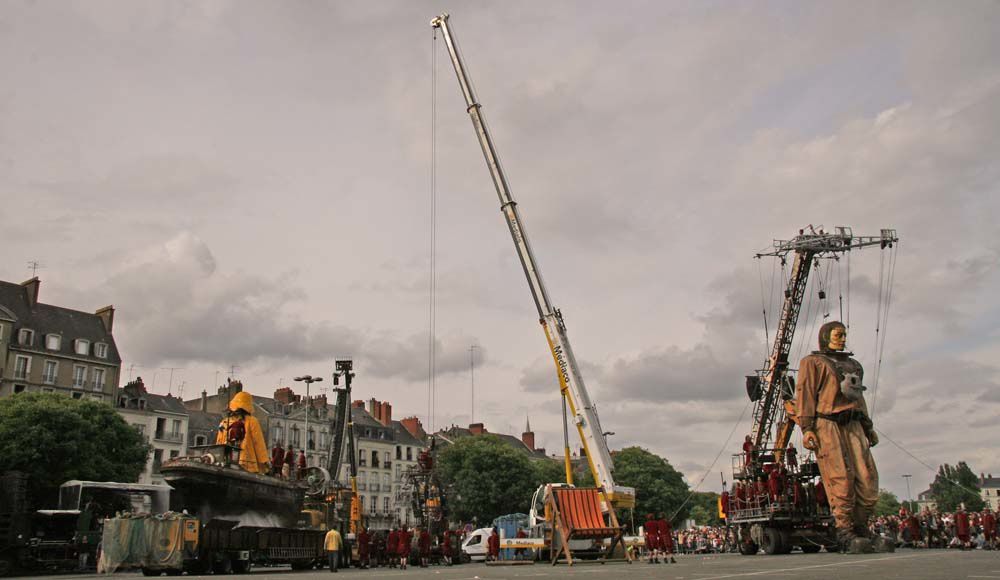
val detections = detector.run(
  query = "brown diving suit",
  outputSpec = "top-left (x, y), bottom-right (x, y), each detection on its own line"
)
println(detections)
top-left (795, 349), bottom-right (878, 534)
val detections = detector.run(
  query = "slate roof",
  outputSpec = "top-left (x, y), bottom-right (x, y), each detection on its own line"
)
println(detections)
top-left (0, 280), bottom-right (121, 364)
top-left (434, 425), bottom-right (546, 458)
top-left (144, 393), bottom-right (189, 415)
top-left (391, 421), bottom-right (426, 447)
top-left (981, 477), bottom-right (1000, 489)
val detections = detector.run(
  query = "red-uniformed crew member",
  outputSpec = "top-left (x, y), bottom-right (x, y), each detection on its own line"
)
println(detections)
top-left (226, 414), bottom-right (246, 463)
top-left (956, 506), bottom-right (971, 548)
top-left (767, 466), bottom-right (781, 502)
top-left (742, 435), bottom-right (756, 468)
top-left (487, 528), bottom-right (500, 562)
top-left (297, 449), bottom-right (307, 479)
top-left (786, 445), bottom-right (798, 468)
top-left (283, 447), bottom-right (295, 479)
top-left (982, 510), bottom-right (997, 549)
top-left (357, 527), bottom-right (370, 569)
top-left (397, 527), bottom-right (411, 570)
top-left (418, 527), bottom-right (431, 567)
top-left (515, 528), bottom-right (527, 560)
top-left (815, 480), bottom-right (829, 508)
top-left (442, 531), bottom-right (453, 566)
top-left (387, 528), bottom-right (399, 567)
top-left (657, 513), bottom-right (676, 564)
top-left (270, 443), bottom-right (284, 477)
top-left (644, 514), bottom-right (659, 563)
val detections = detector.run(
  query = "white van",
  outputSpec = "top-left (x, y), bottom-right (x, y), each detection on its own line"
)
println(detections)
top-left (461, 527), bottom-right (493, 561)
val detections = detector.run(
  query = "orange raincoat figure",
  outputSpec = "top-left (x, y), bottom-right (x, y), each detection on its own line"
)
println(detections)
top-left (216, 391), bottom-right (270, 474)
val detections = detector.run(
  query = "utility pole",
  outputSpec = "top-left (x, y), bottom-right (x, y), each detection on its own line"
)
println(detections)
top-left (468, 344), bottom-right (479, 424)
top-left (294, 374), bottom-right (324, 460)
top-left (903, 474), bottom-right (913, 512)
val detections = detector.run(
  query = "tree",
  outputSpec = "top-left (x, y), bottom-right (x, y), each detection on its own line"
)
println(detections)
top-left (437, 435), bottom-right (541, 524)
top-left (874, 489), bottom-right (901, 517)
top-left (929, 462), bottom-right (984, 512)
top-left (612, 447), bottom-right (691, 525)
top-left (689, 492), bottom-right (723, 526)
top-left (0, 393), bottom-right (150, 505)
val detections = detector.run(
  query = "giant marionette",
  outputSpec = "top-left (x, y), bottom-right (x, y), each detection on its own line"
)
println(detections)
top-left (795, 321), bottom-right (888, 553)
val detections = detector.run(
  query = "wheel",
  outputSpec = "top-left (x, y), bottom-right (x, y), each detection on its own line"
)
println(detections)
top-left (800, 544), bottom-right (822, 553)
top-left (0, 556), bottom-right (13, 578)
top-left (761, 528), bottom-right (784, 555)
top-left (213, 556), bottom-right (233, 575)
top-left (231, 559), bottom-right (252, 574)
top-left (738, 526), bottom-right (758, 555)
top-left (777, 529), bottom-right (793, 554)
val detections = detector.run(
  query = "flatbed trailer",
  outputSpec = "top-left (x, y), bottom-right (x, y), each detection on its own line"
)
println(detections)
top-left (103, 516), bottom-right (329, 576)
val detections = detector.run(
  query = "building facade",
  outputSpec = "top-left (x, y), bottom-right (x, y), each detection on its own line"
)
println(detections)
top-left (979, 474), bottom-right (1000, 510)
top-left (116, 377), bottom-right (189, 485)
top-left (0, 278), bottom-right (121, 402)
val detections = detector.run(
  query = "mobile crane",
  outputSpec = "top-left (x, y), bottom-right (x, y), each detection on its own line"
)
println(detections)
top-left (430, 13), bottom-right (634, 512)
top-left (728, 226), bottom-right (898, 555)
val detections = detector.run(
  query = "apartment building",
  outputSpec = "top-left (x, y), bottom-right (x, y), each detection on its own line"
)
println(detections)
top-left (116, 377), bottom-right (189, 484)
top-left (0, 278), bottom-right (121, 402)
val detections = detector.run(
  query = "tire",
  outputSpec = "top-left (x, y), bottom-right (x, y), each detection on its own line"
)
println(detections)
top-left (213, 557), bottom-right (233, 575)
top-left (0, 556), bottom-right (13, 578)
top-left (778, 529), bottom-right (793, 555)
top-left (762, 528), bottom-right (783, 555)
top-left (738, 539), bottom-right (758, 555)
top-left (231, 559), bottom-right (252, 574)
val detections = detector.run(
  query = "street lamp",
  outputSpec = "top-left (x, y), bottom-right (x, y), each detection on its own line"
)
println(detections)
top-left (902, 474), bottom-right (913, 512)
top-left (294, 375), bottom-right (323, 457)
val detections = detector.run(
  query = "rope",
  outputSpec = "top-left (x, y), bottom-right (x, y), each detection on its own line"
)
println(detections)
top-left (428, 29), bottom-right (439, 431)
top-left (870, 243), bottom-right (899, 419)
top-left (669, 399), bottom-right (752, 523)
top-left (874, 425), bottom-right (981, 497)
top-left (757, 258), bottom-right (770, 361)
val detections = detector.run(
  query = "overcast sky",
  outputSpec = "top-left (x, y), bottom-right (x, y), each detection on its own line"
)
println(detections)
top-left (2, 1), bottom-right (998, 501)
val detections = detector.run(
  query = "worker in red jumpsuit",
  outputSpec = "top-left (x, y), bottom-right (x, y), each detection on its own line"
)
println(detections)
top-left (296, 449), bottom-right (307, 479)
top-left (955, 506), bottom-right (971, 548)
top-left (982, 510), bottom-right (997, 549)
top-left (816, 480), bottom-right (829, 508)
top-left (397, 526), bottom-right (411, 570)
top-left (657, 513), bottom-right (676, 564)
top-left (270, 443), bottom-right (284, 477)
top-left (418, 527), bottom-right (431, 567)
top-left (387, 528), bottom-right (399, 567)
top-left (785, 446), bottom-right (798, 469)
top-left (442, 530), bottom-right (453, 565)
top-left (226, 414), bottom-right (245, 464)
top-left (644, 513), bottom-right (659, 563)
top-left (357, 527), bottom-right (370, 569)
top-left (742, 435), bottom-right (756, 470)
top-left (767, 466), bottom-right (781, 503)
top-left (487, 528), bottom-right (500, 562)
top-left (283, 447), bottom-right (295, 479)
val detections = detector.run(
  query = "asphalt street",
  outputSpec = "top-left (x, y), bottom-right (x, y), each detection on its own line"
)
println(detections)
top-left (39, 550), bottom-right (1000, 580)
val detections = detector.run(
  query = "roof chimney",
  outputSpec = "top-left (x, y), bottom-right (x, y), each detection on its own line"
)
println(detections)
top-left (201, 389), bottom-right (208, 412)
top-left (368, 398), bottom-right (377, 416)
top-left (401, 416), bottom-right (425, 440)
top-left (95, 305), bottom-right (115, 332)
top-left (469, 423), bottom-right (485, 436)
top-left (21, 277), bottom-right (40, 307)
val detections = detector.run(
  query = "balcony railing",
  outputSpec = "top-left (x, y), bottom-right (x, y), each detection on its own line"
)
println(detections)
top-left (73, 379), bottom-right (86, 389)
top-left (155, 431), bottom-right (184, 443)
top-left (92, 381), bottom-right (106, 391)
top-left (384, 461), bottom-right (392, 470)
top-left (369, 483), bottom-right (380, 492)
top-left (357, 483), bottom-right (367, 491)
top-left (42, 374), bottom-right (57, 385)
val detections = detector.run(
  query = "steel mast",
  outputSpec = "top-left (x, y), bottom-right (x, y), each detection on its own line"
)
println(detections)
top-left (431, 13), bottom-right (634, 507)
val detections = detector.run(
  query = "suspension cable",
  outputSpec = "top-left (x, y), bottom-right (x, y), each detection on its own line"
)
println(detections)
top-left (871, 243), bottom-right (899, 419)
top-left (428, 29), bottom-right (439, 431)
top-left (756, 258), bottom-right (770, 361)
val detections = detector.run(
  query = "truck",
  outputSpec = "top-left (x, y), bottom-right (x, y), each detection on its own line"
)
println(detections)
top-left (0, 473), bottom-right (170, 576)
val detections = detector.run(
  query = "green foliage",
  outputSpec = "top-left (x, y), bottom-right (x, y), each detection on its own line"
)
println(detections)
top-left (874, 489), bottom-right (901, 517)
top-left (929, 462), bottom-right (984, 512)
top-left (612, 447), bottom-right (690, 525)
top-left (689, 492), bottom-right (722, 526)
top-left (437, 435), bottom-right (544, 524)
top-left (0, 393), bottom-right (150, 504)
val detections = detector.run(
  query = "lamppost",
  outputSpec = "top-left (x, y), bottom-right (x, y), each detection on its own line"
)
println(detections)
top-left (294, 375), bottom-right (323, 458)
top-left (902, 474), bottom-right (913, 512)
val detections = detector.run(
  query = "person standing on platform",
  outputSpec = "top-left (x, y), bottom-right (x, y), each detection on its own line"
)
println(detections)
top-left (283, 447), bottom-right (295, 479)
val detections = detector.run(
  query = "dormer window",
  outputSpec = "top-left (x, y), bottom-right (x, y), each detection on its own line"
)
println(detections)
top-left (45, 334), bottom-right (62, 351)
top-left (74, 339), bottom-right (90, 356)
top-left (18, 328), bottom-right (34, 346)
top-left (95, 343), bottom-right (108, 359)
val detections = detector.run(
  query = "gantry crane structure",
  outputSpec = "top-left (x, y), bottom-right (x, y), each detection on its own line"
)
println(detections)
top-left (729, 226), bottom-right (898, 555)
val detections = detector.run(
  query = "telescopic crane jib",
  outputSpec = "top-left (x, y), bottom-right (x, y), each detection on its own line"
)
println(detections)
top-left (430, 13), bottom-right (635, 509)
